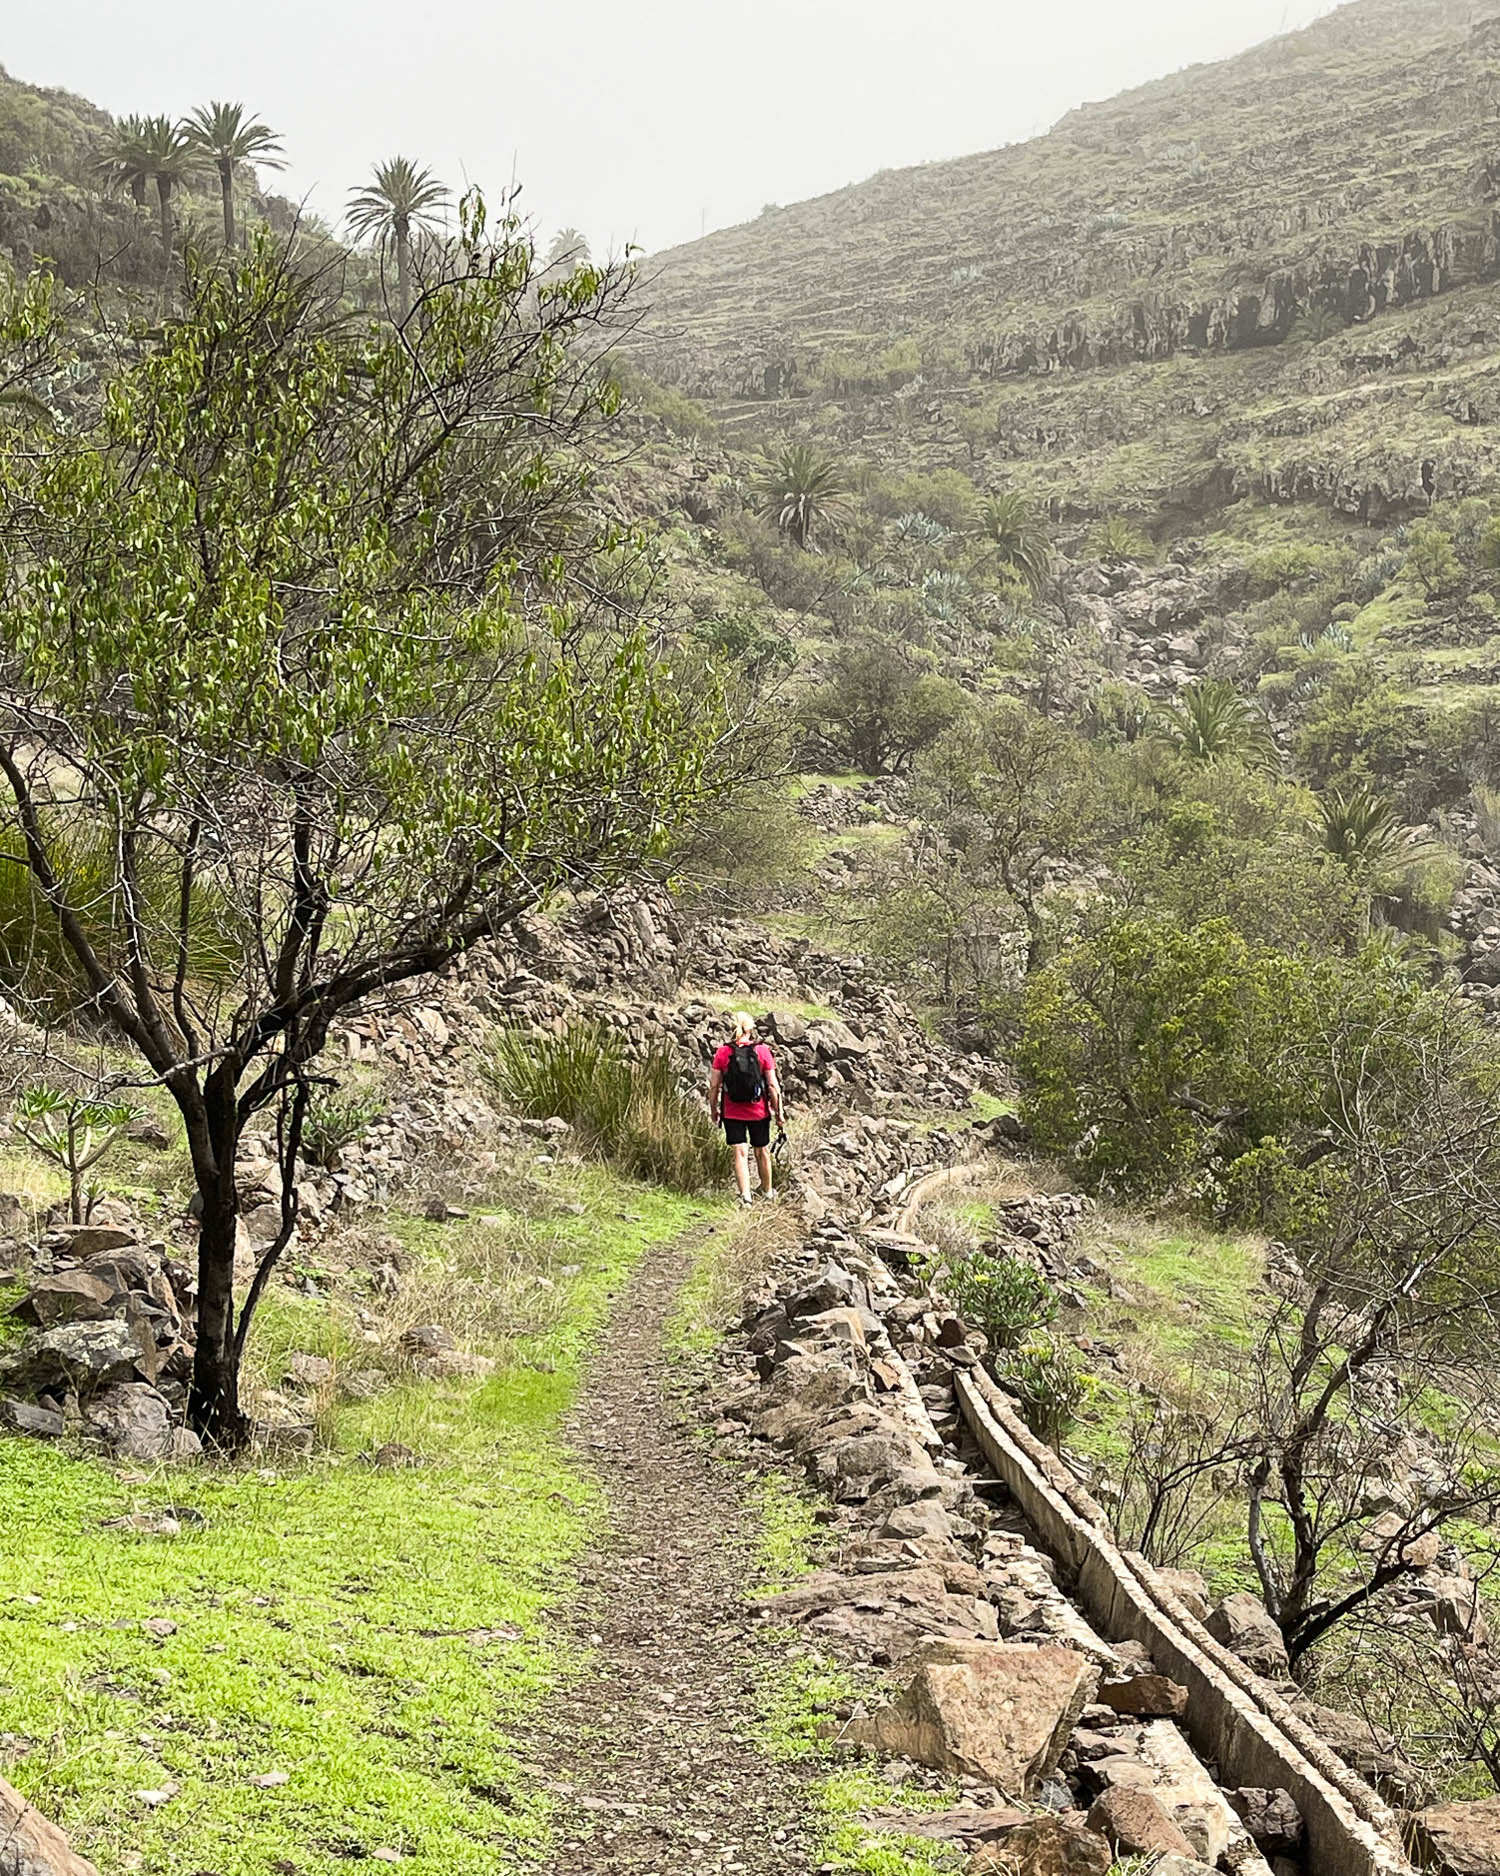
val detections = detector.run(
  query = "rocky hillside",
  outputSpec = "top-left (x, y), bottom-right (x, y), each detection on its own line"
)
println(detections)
top-left (636, 0), bottom-right (1500, 535)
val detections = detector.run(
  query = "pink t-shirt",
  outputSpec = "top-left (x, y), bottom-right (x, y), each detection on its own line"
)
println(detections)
top-left (713, 1042), bottom-right (776, 1121)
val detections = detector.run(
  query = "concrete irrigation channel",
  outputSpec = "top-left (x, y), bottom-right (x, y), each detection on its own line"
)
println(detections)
top-left (898, 1165), bottom-right (1415, 1876)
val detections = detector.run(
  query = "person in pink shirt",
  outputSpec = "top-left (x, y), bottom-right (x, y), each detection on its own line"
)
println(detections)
top-left (707, 1012), bottom-right (785, 1207)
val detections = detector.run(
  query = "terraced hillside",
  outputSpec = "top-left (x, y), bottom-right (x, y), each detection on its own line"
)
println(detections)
top-left (637, 0), bottom-right (1500, 536)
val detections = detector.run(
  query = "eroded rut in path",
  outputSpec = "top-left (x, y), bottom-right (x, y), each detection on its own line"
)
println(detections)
top-left (531, 1226), bottom-right (816, 1874)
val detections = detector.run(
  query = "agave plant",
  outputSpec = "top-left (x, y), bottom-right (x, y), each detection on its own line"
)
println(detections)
top-left (1157, 680), bottom-right (1278, 766)
top-left (973, 491), bottom-right (1051, 594)
top-left (752, 444), bottom-right (850, 550)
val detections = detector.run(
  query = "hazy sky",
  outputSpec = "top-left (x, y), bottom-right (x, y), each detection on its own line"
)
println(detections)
top-left (8, 0), bottom-right (1341, 254)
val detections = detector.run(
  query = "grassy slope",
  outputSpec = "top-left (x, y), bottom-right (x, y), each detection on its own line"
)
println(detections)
top-left (2, 1166), bottom-right (725, 1876)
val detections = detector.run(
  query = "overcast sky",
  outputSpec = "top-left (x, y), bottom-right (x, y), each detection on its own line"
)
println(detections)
top-left (8, 0), bottom-right (1341, 255)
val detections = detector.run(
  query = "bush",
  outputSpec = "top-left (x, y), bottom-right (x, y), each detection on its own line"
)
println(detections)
top-left (1002, 1336), bottom-right (1095, 1447)
top-left (301, 1086), bottom-right (382, 1170)
top-left (486, 1022), bottom-right (730, 1193)
top-left (944, 1249), bottom-right (1057, 1349)
top-left (1403, 520), bottom-right (1463, 599)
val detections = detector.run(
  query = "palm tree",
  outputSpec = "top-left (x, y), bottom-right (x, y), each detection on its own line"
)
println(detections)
top-left (752, 444), bottom-right (850, 551)
top-left (1157, 680), bottom-right (1278, 766)
top-left (135, 115), bottom-right (197, 273)
top-left (182, 101), bottom-right (283, 249)
top-left (1316, 783), bottom-right (1432, 875)
top-left (346, 157), bottom-right (451, 319)
top-left (94, 115), bottom-right (153, 208)
top-left (973, 491), bottom-right (1052, 594)
top-left (545, 227), bottom-right (591, 273)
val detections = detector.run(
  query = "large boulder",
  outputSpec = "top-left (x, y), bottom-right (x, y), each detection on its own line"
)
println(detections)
top-left (10, 1272), bottom-right (116, 1329)
top-left (1411, 1798), bottom-right (1500, 1876)
top-left (0, 1775), bottom-right (99, 1875)
top-left (0, 1320), bottom-right (150, 1396)
top-left (969, 1818), bottom-right (1111, 1876)
top-left (82, 1383), bottom-right (173, 1460)
top-left (850, 1639), bottom-right (1099, 1792)
top-left (1205, 1591), bottom-right (1290, 1679)
top-left (1086, 1788), bottom-right (1195, 1859)
top-left (1226, 1787), bottom-right (1303, 1859)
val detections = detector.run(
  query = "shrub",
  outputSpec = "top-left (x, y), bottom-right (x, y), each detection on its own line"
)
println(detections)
top-left (301, 1086), bottom-right (382, 1170)
top-left (1245, 543), bottom-right (1328, 597)
top-left (12, 1085), bottom-right (133, 1223)
top-left (1093, 517), bottom-right (1152, 562)
top-left (944, 1249), bottom-right (1057, 1350)
top-left (1403, 520), bottom-right (1463, 599)
top-left (1002, 1336), bottom-right (1095, 1447)
top-left (486, 1022), bottom-right (729, 1193)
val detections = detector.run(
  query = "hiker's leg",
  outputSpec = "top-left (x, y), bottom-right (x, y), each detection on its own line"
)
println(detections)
top-left (754, 1145), bottom-right (773, 1195)
top-left (732, 1142), bottom-right (752, 1200)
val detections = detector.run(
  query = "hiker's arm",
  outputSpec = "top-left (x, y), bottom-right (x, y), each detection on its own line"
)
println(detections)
top-left (766, 1063), bottom-right (785, 1122)
top-left (707, 1066), bottom-right (723, 1122)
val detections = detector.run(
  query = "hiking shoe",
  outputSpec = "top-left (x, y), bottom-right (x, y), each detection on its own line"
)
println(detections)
top-left (738, 1193), bottom-right (754, 1208)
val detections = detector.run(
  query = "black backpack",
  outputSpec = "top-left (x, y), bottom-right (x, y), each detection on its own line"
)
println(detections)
top-left (723, 1041), bottom-right (765, 1104)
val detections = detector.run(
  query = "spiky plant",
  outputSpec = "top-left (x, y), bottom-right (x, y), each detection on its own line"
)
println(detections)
top-left (1316, 783), bottom-right (1432, 875)
top-left (1157, 680), bottom-right (1278, 766)
top-left (346, 156), bottom-right (451, 318)
top-left (973, 491), bottom-right (1051, 593)
top-left (753, 444), bottom-right (850, 550)
top-left (1094, 515), bottom-right (1152, 562)
top-left (1288, 305), bottom-right (1346, 346)
top-left (181, 101), bottom-right (283, 248)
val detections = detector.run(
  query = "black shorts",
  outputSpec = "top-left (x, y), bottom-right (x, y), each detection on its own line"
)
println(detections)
top-left (723, 1116), bottom-right (772, 1148)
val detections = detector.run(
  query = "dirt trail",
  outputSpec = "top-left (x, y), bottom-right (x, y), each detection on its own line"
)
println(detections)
top-left (531, 1224), bottom-right (818, 1874)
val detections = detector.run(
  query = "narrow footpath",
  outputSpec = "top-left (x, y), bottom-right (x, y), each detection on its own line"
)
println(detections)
top-left (531, 1226), bottom-right (819, 1875)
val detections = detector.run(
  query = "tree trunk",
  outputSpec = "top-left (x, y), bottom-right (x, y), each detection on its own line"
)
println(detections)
top-left (157, 176), bottom-right (174, 280)
top-left (189, 1185), bottom-right (248, 1448)
top-left (185, 1067), bottom-right (249, 1449)
top-left (219, 160), bottom-right (236, 249)
top-left (130, 175), bottom-right (147, 208)
top-left (395, 225), bottom-right (412, 320)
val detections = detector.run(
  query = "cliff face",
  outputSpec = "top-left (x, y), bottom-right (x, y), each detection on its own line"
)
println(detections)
top-left (634, 0), bottom-right (1500, 534)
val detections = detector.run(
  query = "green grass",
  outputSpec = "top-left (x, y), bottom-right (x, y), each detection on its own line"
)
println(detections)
top-left (1089, 1219), bottom-right (1266, 1365)
top-left (0, 1165), bottom-right (718, 1876)
top-left (817, 1768), bottom-right (964, 1875)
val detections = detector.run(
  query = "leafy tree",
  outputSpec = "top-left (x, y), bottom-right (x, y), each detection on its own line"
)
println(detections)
top-left (1113, 765), bottom-right (1366, 956)
top-left (917, 701), bottom-right (1116, 973)
top-left (797, 638), bottom-right (964, 775)
top-left (972, 491), bottom-right (1051, 594)
top-left (1157, 679), bottom-right (1277, 767)
top-left (1018, 912), bottom-right (1424, 1201)
top-left (0, 209), bottom-right (724, 1447)
top-left (182, 101), bottom-right (284, 249)
top-left (346, 156), bottom-right (451, 318)
top-left (753, 444), bottom-right (850, 551)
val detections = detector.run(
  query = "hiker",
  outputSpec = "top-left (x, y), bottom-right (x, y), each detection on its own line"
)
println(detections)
top-left (707, 1013), bottom-right (784, 1206)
